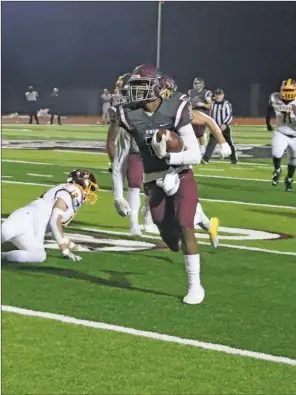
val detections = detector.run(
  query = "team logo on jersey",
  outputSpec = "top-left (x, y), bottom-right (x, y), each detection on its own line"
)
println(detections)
top-left (146, 129), bottom-right (159, 135)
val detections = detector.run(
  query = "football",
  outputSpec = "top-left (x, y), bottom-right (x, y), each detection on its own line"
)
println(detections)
top-left (156, 130), bottom-right (184, 153)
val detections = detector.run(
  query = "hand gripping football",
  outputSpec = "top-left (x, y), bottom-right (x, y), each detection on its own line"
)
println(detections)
top-left (156, 130), bottom-right (184, 153)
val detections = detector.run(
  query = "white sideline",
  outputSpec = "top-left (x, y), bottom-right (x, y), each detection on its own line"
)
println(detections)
top-left (2, 180), bottom-right (296, 211)
top-left (2, 305), bottom-right (296, 367)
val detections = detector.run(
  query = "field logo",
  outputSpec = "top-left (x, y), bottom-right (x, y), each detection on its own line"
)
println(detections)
top-left (44, 225), bottom-right (288, 253)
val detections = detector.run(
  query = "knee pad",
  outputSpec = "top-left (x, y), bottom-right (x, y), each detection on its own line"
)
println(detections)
top-left (1, 222), bottom-right (13, 244)
top-left (28, 249), bottom-right (47, 263)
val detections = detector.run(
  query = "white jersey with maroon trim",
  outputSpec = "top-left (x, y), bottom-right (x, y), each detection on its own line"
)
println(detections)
top-left (269, 92), bottom-right (296, 136)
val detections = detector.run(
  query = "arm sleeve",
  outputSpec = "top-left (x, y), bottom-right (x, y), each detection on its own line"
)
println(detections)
top-left (223, 102), bottom-right (233, 125)
top-left (168, 123), bottom-right (201, 166)
top-left (112, 128), bottom-right (131, 199)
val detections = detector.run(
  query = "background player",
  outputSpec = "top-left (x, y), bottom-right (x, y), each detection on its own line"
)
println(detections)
top-left (2, 170), bottom-right (99, 263)
top-left (266, 78), bottom-right (296, 192)
top-left (106, 73), bottom-right (154, 235)
top-left (188, 77), bottom-right (213, 155)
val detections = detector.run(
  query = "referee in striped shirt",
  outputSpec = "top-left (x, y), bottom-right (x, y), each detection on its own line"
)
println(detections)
top-left (202, 88), bottom-right (238, 164)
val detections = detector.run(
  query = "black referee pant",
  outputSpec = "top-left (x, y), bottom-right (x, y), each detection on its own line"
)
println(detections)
top-left (202, 126), bottom-right (238, 163)
top-left (28, 102), bottom-right (39, 124)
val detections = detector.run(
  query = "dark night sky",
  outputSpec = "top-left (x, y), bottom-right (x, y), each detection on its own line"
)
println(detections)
top-left (2, 1), bottom-right (296, 114)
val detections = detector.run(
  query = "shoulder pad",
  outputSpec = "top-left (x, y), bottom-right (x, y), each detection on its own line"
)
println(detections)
top-left (63, 184), bottom-right (83, 200)
top-left (270, 92), bottom-right (280, 102)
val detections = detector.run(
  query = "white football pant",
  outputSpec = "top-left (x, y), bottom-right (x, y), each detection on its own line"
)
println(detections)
top-left (272, 131), bottom-right (296, 166)
top-left (1, 201), bottom-right (48, 263)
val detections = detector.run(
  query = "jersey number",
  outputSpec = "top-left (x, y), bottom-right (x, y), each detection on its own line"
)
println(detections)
top-left (145, 136), bottom-right (156, 156)
top-left (281, 112), bottom-right (292, 124)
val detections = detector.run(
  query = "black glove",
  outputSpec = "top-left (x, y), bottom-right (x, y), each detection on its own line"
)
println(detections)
top-left (267, 124), bottom-right (274, 131)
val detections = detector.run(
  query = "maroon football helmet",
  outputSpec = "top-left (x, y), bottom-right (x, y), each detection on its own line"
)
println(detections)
top-left (128, 64), bottom-right (164, 102)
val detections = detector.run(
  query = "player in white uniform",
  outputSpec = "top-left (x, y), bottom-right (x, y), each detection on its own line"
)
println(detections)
top-left (1, 170), bottom-right (99, 263)
top-left (266, 78), bottom-right (296, 192)
top-left (107, 73), bottom-right (155, 236)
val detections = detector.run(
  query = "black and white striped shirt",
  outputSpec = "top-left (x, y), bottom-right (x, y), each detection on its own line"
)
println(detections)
top-left (211, 100), bottom-right (233, 126)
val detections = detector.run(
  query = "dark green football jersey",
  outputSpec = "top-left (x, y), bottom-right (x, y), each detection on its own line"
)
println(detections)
top-left (117, 93), bottom-right (193, 174)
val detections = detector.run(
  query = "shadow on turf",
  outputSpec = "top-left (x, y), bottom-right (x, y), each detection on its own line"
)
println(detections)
top-left (2, 263), bottom-right (179, 299)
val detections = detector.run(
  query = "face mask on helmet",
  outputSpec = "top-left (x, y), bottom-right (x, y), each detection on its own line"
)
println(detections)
top-left (67, 170), bottom-right (99, 205)
top-left (128, 77), bottom-right (160, 102)
top-left (193, 78), bottom-right (205, 92)
top-left (280, 79), bottom-right (296, 102)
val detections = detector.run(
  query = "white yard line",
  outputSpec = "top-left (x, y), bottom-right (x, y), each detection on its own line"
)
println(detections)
top-left (210, 161), bottom-right (269, 167)
top-left (53, 150), bottom-right (106, 155)
top-left (195, 174), bottom-right (271, 182)
top-left (1, 159), bottom-right (274, 183)
top-left (2, 305), bottom-right (296, 366)
top-left (3, 159), bottom-right (53, 165)
top-left (26, 173), bottom-right (53, 178)
top-left (2, 180), bottom-right (295, 210)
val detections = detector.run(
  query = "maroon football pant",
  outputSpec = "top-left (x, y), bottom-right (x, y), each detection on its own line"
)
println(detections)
top-left (192, 123), bottom-right (206, 138)
top-left (144, 169), bottom-right (198, 252)
top-left (126, 153), bottom-right (144, 189)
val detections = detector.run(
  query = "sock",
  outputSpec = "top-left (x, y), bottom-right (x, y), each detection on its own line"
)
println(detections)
top-left (199, 144), bottom-right (206, 156)
top-left (287, 164), bottom-right (295, 181)
top-left (194, 202), bottom-right (211, 232)
top-left (273, 157), bottom-right (281, 172)
top-left (128, 187), bottom-right (141, 229)
top-left (184, 254), bottom-right (201, 289)
top-left (143, 196), bottom-right (153, 226)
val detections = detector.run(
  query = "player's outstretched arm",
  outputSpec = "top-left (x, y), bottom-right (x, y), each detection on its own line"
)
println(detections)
top-left (106, 119), bottom-right (119, 163)
top-left (49, 199), bottom-right (82, 261)
top-left (192, 110), bottom-right (231, 158)
top-left (112, 129), bottom-right (132, 217)
top-left (192, 110), bottom-right (225, 144)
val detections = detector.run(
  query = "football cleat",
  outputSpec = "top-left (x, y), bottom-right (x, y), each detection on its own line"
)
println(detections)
top-left (183, 285), bottom-right (205, 305)
top-left (208, 217), bottom-right (219, 248)
top-left (284, 177), bottom-right (293, 192)
top-left (143, 224), bottom-right (158, 233)
top-left (201, 158), bottom-right (209, 165)
top-left (272, 169), bottom-right (281, 186)
top-left (130, 226), bottom-right (143, 237)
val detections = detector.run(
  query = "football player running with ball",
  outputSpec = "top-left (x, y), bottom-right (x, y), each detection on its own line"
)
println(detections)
top-left (266, 78), bottom-right (296, 192)
top-left (111, 64), bottom-right (225, 305)
top-left (159, 75), bottom-right (231, 247)
top-left (2, 170), bottom-right (99, 263)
